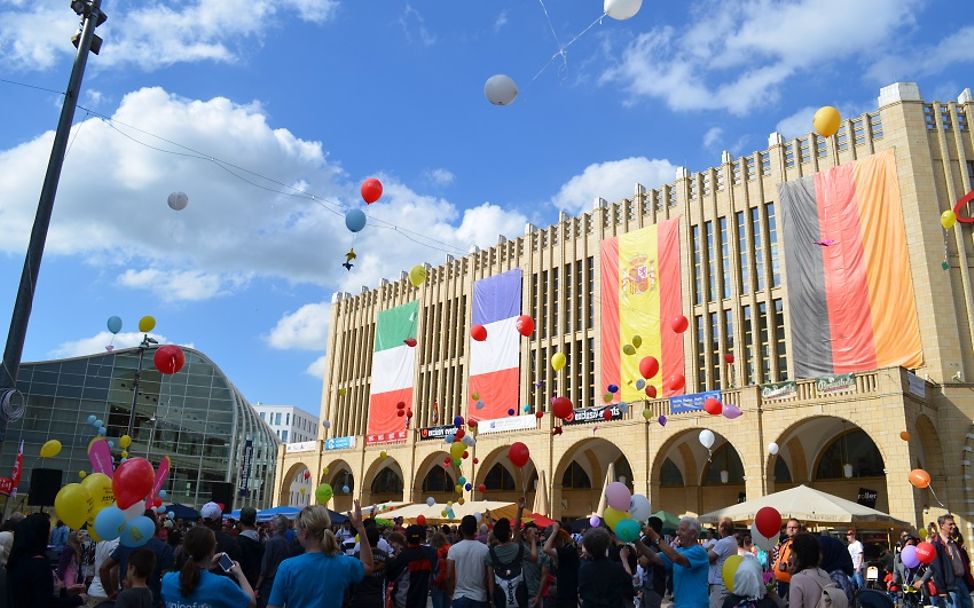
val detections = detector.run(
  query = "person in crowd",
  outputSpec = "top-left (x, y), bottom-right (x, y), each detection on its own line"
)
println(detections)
top-left (708, 518), bottom-right (738, 608)
top-left (7, 513), bottom-right (86, 606)
top-left (542, 523), bottom-right (579, 608)
top-left (519, 523), bottom-right (542, 607)
top-left (447, 514), bottom-right (491, 608)
top-left (892, 536), bottom-right (930, 601)
top-left (58, 530), bottom-right (84, 588)
top-left (607, 528), bottom-right (637, 608)
top-left (255, 515), bottom-right (292, 607)
top-left (736, 534), bottom-right (753, 558)
top-left (929, 514), bottom-right (972, 608)
top-left (487, 515), bottom-right (531, 608)
top-left (787, 533), bottom-right (836, 608)
top-left (267, 501), bottom-right (372, 608)
top-left (387, 524), bottom-right (437, 608)
top-left (635, 517), bottom-right (667, 608)
top-left (0, 530), bottom-right (13, 608)
top-left (78, 530), bottom-right (96, 586)
top-left (430, 531), bottom-right (452, 608)
top-left (950, 531), bottom-right (974, 595)
top-left (845, 529), bottom-right (864, 589)
top-left (639, 517), bottom-right (709, 608)
top-left (577, 527), bottom-right (631, 608)
top-left (100, 510), bottom-right (174, 608)
top-left (200, 502), bottom-right (242, 579)
top-left (237, 507), bottom-right (264, 589)
top-left (52, 519), bottom-right (70, 556)
top-left (721, 556), bottom-right (782, 608)
top-left (161, 526), bottom-right (255, 608)
top-left (818, 534), bottom-right (855, 605)
top-left (347, 524), bottom-right (388, 608)
top-left (86, 536), bottom-right (120, 607)
top-left (114, 548), bottom-right (155, 608)
top-left (772, 518), bottom-right (800, 598)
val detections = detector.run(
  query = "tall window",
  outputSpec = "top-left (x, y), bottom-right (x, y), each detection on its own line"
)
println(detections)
top-left (742, 305), bottom-right (755, 385)
top-left (719, 216), bottom-right (731, 299)
top-left (705, 221), bottom-right (715, 302)
top-left (692, 225), bottom-right (703, 305)
top-left (758, 302), bottom-right (770, 381)
top-left (724, 308), bottom-right (734, 364)
top-left (695, 315), bottom-right (706, 389)
top-left (736, 211), bottom-right (749, 294)
top-left (586, 257), bottom-right (594, 328)
top-left (575, 261), bottom-right (583, 332)
top-left (587, 337), bottom-right (595, 405)
top-left (552, 268), bottom-right (560, 336)
top-left (710, 312), bottom-right (721, 388)
top-left (751, 207), bottom-right (765, 292)
top-left (540, 270), bottom-right (548, 338)
top-left (767, 202), bottom-right (780, 288)
top-left (773, 298), bottom-right (787, 380)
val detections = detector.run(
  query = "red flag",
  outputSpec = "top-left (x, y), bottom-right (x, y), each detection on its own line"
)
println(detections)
top-left (9, 440), bottom-right (23, 497)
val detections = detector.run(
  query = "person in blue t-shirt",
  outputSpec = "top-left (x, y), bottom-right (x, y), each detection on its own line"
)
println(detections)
top-left (267, 499), bottom-right (373, 608)
top-left (636, 516), bottom-right (710, 608)
top-left (161, 526), bottom-right (256, 608)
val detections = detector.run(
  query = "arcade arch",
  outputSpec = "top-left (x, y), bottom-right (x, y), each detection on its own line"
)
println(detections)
top-left (650, 430), bottom-right (745, 515)
top-left (322, 459), bottom-right (355, 512)
top-left (362, 457), bottom-right (405, 506)
top-left (278, 461), bottom-right (312, 506)
top-left (412, 451), bottom-right (460, 504)
top-left (474, 446), bottom-right (538, 506)
top-left (554, 438), bottom-right (635, 520)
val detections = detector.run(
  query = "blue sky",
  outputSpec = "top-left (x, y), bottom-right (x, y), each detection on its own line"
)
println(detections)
top-left (0, 0), bottom-right (970, 420)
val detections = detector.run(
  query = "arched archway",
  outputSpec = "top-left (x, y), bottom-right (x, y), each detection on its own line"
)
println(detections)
top-left (650, 430), bottom-right (746, 515)
top-left (362, 458), bottom-right (405, 506)
top-left (278, 461), bottom-right (312, 506)
top-left (765, 416), bottom-right (888, 512)
top-left (412, 451), bottom-right (459, 504)
top-left (474, 446), bottom-right (538, 506)
top-left (554, 438), bottom-right (636, 520)
top-left (322, 459), bottom-right (355, 512)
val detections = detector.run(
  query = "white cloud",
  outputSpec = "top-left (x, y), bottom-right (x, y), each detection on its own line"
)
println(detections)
top-left (267, 302), bottom-right (331, 351)
top-left (118, 268), bottom-right (247, 302)
top-left (775, 106), bottom-right (817, 139)
top-left (50, 331), bottom-right (169, 359)
top-left (305, 355), bottom-right (327, 379)
top-left (703, 127), bottom-right (723, 150)
top-left (400, 4), bottom-right (436, 46)
top-left (552, 157), bottom-right (679, 215)
top-left (601, 0), bottom-right (920, 115)
top-left (425, 168), bottom-right (455, 186)
top-left (0, 0), bottom-right (340, 71)
top-left (866, 25), bottom-right (974, 84)
top-left (494, 9), bottom-right (509, 32)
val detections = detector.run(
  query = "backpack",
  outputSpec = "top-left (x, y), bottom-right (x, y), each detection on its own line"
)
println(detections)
top-left (814, 575), bottom-right (849, 608)
top-left (489, 544), bottom-right (528, 608)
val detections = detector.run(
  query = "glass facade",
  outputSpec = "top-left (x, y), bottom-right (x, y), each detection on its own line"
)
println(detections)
top-left (1, 347), bottom-right (279, 509)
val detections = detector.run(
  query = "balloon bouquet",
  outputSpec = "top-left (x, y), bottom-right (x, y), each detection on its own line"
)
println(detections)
top-left (342, 178), bottom-right (383, 270)
top-left (601, 481), bottom-right (652, 543)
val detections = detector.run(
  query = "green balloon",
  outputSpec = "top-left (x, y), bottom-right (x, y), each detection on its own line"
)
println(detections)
top-left (315, 483), bottom-right (333, 504)
top-left (616, 518), bottom-right (641, 543)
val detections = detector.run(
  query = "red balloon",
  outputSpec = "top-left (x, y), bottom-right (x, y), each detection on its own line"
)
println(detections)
top-left (112, 457), bottom-right (156, 509)
top-left (671, 315), bottom-right (689, 333)
top-left (417, 515), bottom-right (427, 526)
top-left (724, 353), bottom-right (735, 364)
top-left (602, 409), bottom-right (613, 421)
top-left (535, 411), bottom-right (544, 419)
top-left (916, 541), bottom-right (936, 565)
top-left (515, 315), bottom-right (535, 337)
top-left (754, 507), bottom-right (782, 539)
top-left (303, 470), bottom-right (310, 480)
top-left (404, 338), bottom-right (417, 347)
top-left (477, 483), bottom-right (486, 493)
top-left (153, 345), bottom-right (185, 375)
top-left (467, 419), bottom-right (477, 428)
top-left (396, 401), bottom-right (405, 409)
top-left (471, 324), bottom-right (487, 341)
top-left (473, 458), bottom-right (479, 464)
top-left (645, 385), bottom-right (657, 399)
top-left (397, 410), bottom-right (405, 417)
top-left (455, 428), bottom-right (465, 439)
top-left (639, 356), bottom-right (660, 379)
top-left (361, 178), bottom-right (383, 204)
top-left (509, 442), bottom-right (530, 468)
top-left (462, 451), bottom-right (469, 459)
top-left (669, 374), bottom-right (686, 391)
top-left (551, 396), bottom-right (573, 420)
top-left (217, 503), bottom-right (225, 512)
top-left (704, 397), bottom-right (723, 415)
top-left (152, 497), bottom-right (162, 508)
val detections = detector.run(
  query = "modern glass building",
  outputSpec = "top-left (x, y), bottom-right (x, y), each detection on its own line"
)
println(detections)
top-left (0, 346), bottom-right (279, 509)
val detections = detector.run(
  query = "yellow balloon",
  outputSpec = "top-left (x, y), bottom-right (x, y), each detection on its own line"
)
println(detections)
top-left (455, 485), bottom-right (464, 494)
top-left (551, 352), bottom-right (567, 372)
top-left (603, 507), bottom-right (627, 531)
top-left (722, 555), bottom-right (744, 592)
top-left (622, 344), bottom-right (636, 356)
top-left (450, 441), bottom-right (466, 459)
top-left (119, 435), bottom-right (132, 449)
top-left (641, 408), bottom-right (653, 420)
top-left (458, 497), bottom-right (465, 505)
top-left (322, 467), bottom-right (329, 476)
top-left (299, 487), bottom-right (306, 494)
top-left (55, 483), bottom-right (93, 529)
top-left (40, 439), bottom-right (62, 458)
top-left (631, 335), bottom-right (642, 348)
top-left (81, 472), bottom-right (115, 516)
top-left (120, 451), bottom-right (128, 459)
top-left (942, 210), bottom-right (957, 230)
top-left (78, 470), bottom-right (87, 479)
top-left (379, 450), bottom-right (387, 459)
top-left (408, 264), bottom-right (428, 288)
top-left (138, 315), bottom-right (156, 333)
top-left (813, 106), bottom-right (841, 137)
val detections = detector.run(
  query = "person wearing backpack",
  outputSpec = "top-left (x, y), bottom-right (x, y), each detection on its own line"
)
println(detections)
top-left (578, 527), bottom-right (632, 608)
top-left (787, 533), bottom-right (848, 608)
top-left (487, 517), bottom-right (533, 608)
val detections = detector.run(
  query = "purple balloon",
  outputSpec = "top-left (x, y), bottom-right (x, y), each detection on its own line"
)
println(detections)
top-left (722, 405), bottom-right (743, 420)
top-left (901, 545), bottom-right (920, 569)
top-left (658, 415), bottom-right (667, 426)
top-left (589, 515), bottom-right (601, 528)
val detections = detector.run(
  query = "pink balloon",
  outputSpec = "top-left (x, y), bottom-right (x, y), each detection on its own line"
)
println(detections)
top-left (605, 481), bottom-right (631, 511)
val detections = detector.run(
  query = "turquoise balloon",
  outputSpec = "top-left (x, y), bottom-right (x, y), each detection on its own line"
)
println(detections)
top-left (458, 476), bottom-right (466, 485)
top-left (120, 515), bottom-right (156, 548)
top-left (94, 506), bottom-right (126, 541)
top-left (106, 316), bottom-right (123, 334)
top-left (345, 208), bottom-right (367, 233)
top-left (616, 518), bottom-right (641, 543)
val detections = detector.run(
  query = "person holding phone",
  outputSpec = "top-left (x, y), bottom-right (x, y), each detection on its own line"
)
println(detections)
top-left (160, 526), bottom-right (256, 608)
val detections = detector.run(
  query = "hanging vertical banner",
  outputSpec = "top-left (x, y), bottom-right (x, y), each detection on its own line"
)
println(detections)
top-left (601, 219), bottom-right (685, 402)
top-left (367, 301), bottom-right (418, 444)
top-left (238, 443), bottom-right (252, 497)
top-left (468, 269), bottom-right (521, 421)
top-left (779, 149), bottom-right (921, 377)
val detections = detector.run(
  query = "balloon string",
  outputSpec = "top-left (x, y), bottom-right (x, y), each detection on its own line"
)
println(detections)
top-left (928, 484), bottom-right (946, 509)
top-left (530, 11), bottom-right (605, 82)
top-left (561, 13), bottom-right (606, 53)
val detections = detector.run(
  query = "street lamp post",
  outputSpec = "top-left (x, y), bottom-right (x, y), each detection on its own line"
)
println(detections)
top-left (127, 333), bottom-right (157, 439)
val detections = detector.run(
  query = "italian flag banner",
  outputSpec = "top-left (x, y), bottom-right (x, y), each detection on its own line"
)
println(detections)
top-left (366, 301), bottom-right (418, 444)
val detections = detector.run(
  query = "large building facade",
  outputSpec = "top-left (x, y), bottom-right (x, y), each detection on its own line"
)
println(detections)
top-left (254, 404), bottom-right (319, 444)
top-left (2, 347), bottom-right (279, 509)
top-left (277, 82), bottom-right (974, 534)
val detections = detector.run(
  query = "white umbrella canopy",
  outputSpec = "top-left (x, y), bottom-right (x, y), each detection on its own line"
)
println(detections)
top-left (532, 470), bottom-right (550, 517)
top-left (698, 485), bottom-right (910, 529)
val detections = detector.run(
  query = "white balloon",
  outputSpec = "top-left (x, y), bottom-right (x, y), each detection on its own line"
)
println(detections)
top-left (322, 420), bottom-right (331, 429)
top-left (484, 74), bottom-right (518, 106)
top-left (698, 429), bottom-right (715, 450)
top-left (121, 500), bottom-right (146, 522)
top-left (629, 494), bottom-right (652, 521)
top-left (167, 191), bottom-right (189, 211)
top-left (750, 521), bottom-right (777, 552)
top-left (604, 0), bottom-right (642, 20)
top-left (767, 442), bottom-right (779, 455)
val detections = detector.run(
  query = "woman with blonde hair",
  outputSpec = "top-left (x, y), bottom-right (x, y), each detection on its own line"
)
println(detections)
top-left (268, 499), bottom-right (372, 608)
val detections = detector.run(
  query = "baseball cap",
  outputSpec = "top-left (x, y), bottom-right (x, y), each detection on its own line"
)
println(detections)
top-left (405, 524), bottom-right (425, 545)
top-left (200, 502), bottom-right (223, 520)
top-left (240, 507), bottom-right (257, 526)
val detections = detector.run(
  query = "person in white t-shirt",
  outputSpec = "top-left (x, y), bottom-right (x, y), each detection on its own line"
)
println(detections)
top-left (846, 529), bottom-right (864, 589)
top-left (447, 515), bottom-right (490, 607)
top-left (86, 537), bottom-right (121, 605)
top-left (707, 518), bottom-right (739, 608)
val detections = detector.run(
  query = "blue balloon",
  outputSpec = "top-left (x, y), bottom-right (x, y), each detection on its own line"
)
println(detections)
top-left (95, 419), bottom-right (104, 428)
top-left (475, 401), bottom-right (485, 410)
top-left (607, 384), bottom-right (619, 394)
top-left (120, 515), bottom-right (156, 547)
top-left (465, 483), bottom-right (472, 491)
top-left (108, 441), bottom-right (114, 449)
top-left (159, 490), bottom-right (168, 498)
top-left (167, 511), bottom-right (175, 520)
top-left (445, 434), bottom-right (455, 444)
top-left (345, 208), bottom-right (367, 233)
top-left (106, 316), bottom-right (123, 334)
top-left (98, 427), bottom-right (107, 436)
top-left (635, 379), bottom-right (646, 390)
top-left (94, 506), bottom-right (127, 541)
top-left (342, 485), bottom-right (350, 494)
top-left (86, 415), bottom-right (97, 425)
top-left (453, 416), bottom-right (464, 427)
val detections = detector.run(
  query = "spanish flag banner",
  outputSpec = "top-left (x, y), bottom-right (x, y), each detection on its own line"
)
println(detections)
top-left (779, 149), bottom-right (922, 377)
top-left (601, 219), bottom-right (684, 402)
top-left (366, 301), bottom-right (418, 444)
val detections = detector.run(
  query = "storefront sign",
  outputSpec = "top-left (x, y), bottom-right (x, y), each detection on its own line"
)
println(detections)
top-left (816, 373), bottom-right (855, 394)
top-left (325, 436), bottom-right (357, 450)
top-left (238, 440), bottom-right (253, 498)
top-left (857, 487), bottom-right (878, 509)
top-left (287, 440), bottom-right (319, 453)
top-left (419, 425), bottom-right (457, 441)
top-left (478, 415), bottom-right (536, 434)
top-left (761, 381), bottom-right (797, 400)
top-left (365, 431), bottom-right (407, 445)
top-left (670, 390), bottom-right (722, 414)
top-left (566, 405), bottom-right (623, 424)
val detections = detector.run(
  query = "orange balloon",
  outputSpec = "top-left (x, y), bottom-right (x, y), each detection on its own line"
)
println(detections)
top-left (909, 469), bottom-right (931, 489)
top-left (900, 431), bottom-right (911, 442)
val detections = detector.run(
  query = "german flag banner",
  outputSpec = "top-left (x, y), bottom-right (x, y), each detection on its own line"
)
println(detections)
top-left (601, 219), bottom-right (684, 402)
top-left (779, 149), bottom-right (922, 377)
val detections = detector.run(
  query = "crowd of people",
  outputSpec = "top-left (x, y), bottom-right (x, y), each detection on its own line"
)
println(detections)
top-left (1, 499), bottom-right (974, 608)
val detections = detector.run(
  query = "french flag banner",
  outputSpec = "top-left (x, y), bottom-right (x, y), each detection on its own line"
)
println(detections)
top-left (469, 269), bottom-right (521, 421)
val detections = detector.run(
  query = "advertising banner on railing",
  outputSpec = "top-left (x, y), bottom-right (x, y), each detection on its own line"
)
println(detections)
top-left (816, 373), bottom-right (855, 394)
top-left (419, 425), bottom-right (457, 441)
top-left (478, 414), bottom-right (536, 434)
top-left (566, 404), bottom-right (623, 425)
top-left (324, 436), bottom-right (356, 451)
top-left (670, 390), bottom-right (721, 414)
top-left (761, 381), bottom-right (797, 401)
